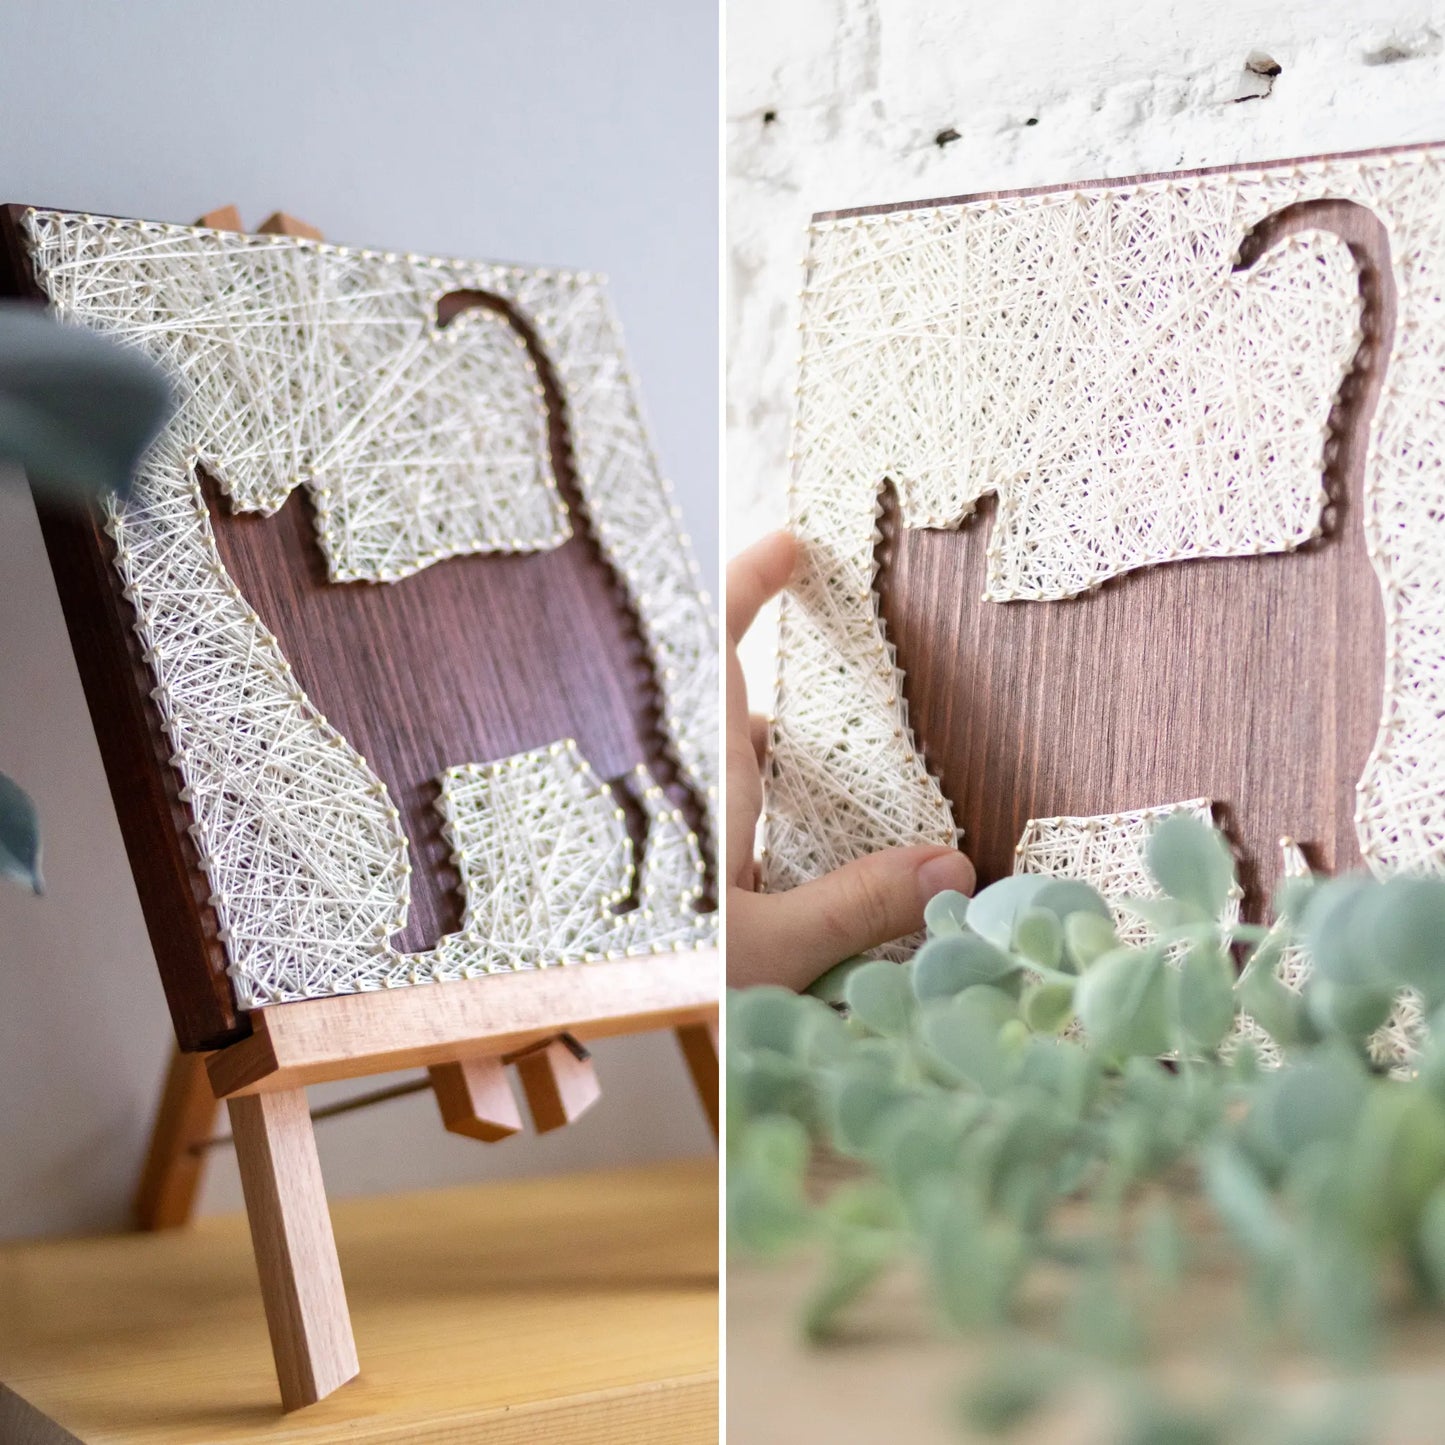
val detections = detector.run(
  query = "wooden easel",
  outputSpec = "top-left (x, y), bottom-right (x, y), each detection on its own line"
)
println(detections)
top-left (4, 205), bottom-right (719, 1412)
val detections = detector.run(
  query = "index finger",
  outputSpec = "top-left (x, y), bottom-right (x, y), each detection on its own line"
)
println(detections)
top-left (726, 530), bottom-right (799, 642)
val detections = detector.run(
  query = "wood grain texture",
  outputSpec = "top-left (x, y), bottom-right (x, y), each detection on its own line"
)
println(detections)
top-left (0, 201), bottom-right (244, 1048)
top-left (227, 1089), bottom-right (359, 1411)
top-left (0, 202), bottom-right (714, 1043)
top-left (131, 1046), bottom-right (219, 1230)
top-left (427, 1055), bottom-right (522, 1142)
top-left (509, 1036), bottom-right (603, 1132)
top-left (0, 1159), bottom-right (717, 1444)
top-left (674, 1022), bottom-right (719, 1139)
top-left (206, 949), bottom-right (719, 1098)
top-left (872, 193), bottom-right (1392, 918)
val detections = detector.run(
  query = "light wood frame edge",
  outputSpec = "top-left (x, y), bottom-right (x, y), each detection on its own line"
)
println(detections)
top-left (207, 950), bottom-right (719, 1098)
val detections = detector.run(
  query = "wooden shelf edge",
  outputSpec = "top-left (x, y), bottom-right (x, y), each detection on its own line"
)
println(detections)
top-left (207, 950), bottom-right (719, 1097)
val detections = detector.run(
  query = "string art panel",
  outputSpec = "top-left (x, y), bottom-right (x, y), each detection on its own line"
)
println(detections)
top-left (764, 144), bottom-right (1445, 957)
top-left (8, 208), bottom-right (717, 1022)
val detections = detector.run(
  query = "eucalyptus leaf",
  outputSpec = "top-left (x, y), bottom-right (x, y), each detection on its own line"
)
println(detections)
top-left (1417, 1182), bottom-right (1445, 1304)
top-left (1013, 906), bottom-right (1063, 969)
top-left (1177, 944), bottom-right (1236, 1052)
top-left (966, 874), bottom-right (1052, 950)
top-left (1032, 878), bottom-right (1113, 927)
top-left (1298, 875), bottom-right (1379, 988)
top-left (844, 959), bottom-right (915, 1037)
top-left (1074, 946), bottom-right (1173, 1060)
top-left (1369, 875), bottom-right (1445, 1005)
top-left (958, 1355), bottom-right (1064, 1436)
top-left (0, 304), bottom-right (171, 503)
top-left (1200, 1141), bottom-right (1291, 1264)
top-left (911, 932), bottom-right (1020, 1002)
top-left (923, 888), bottom-right (972, 936)
top-left (732, 986), bottom-right (806, 1056)
top-left (830, 1071), bottom-right (915, 1155)
top-left (0, 772), bottom-right (42, 893)
top-left (1063, 909), bottom-right (1117, 971)
top-left (801, 1221), bottom-right (898, 1341)
top-left (806, 954), bottom-right (872, 1005)
top-left (1146, 811), bottom-right (1236, 920)
top-left (1021, 980), bottom-right (1074, 1034)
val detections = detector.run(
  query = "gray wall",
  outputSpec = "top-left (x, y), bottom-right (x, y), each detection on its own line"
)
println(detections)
top-left (0, 0), bottom-right (718, 1239)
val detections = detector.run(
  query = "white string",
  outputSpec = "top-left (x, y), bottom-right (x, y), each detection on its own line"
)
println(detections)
top-left (24, 210), bottom-right (718, 1006)
top-left (764, 150), bottom-right (1445, 981)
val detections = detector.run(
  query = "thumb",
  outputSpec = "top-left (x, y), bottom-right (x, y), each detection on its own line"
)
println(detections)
top-left (730, 845), bottom-right (976, 991)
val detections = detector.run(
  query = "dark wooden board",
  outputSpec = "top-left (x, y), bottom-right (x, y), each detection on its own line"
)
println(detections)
top-left (0, 206), bottom-right (708, 1048)
top-left (871, 192), bottom-right (1394, 919)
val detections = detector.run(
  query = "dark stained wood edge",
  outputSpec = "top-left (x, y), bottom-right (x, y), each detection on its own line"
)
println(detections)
top-left (435, 289), bottom-right (715, 893)
top-left (813, 138), bottom-right (1445, 222)
top-left (0, 203), bottom-right (245, 1050)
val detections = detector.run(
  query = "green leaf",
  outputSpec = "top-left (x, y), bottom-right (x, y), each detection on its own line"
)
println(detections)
top-left (1417, 1182), bottom-right (1445, 1305)
top-left (1063, 910), bottom-right (1117, 971)
top-left (923, 888), bottom-right (972, 936)
top-left (1177, 944), bottom-right (1236, 1052)
top-left (1118, 1403), bottom-right (1222, 1445)
top-left (727, 1165), bottom-right (812, 1254)
top-left (0, 772), bottom-right (42, 894)
top-left (1298, 875), bottom-right (1379, 988)
top-left (1021, 980), bottom-right (1074, 1034)
top-left (805, 955), bottom-right (871, 1005)
top-left (1146, 811), bottom-right (1236, 919)
top-left (921, 987), bottom-right (1018, 1093)
top-left (957, 1355), bottom-right (1063, 1436)
top-left (1305, 978), bottom-right (1394, 1041)
top-left (830, 1071), bottom-right (914, 1155)
top-left (1074, 946), bottom-right (1173, 1060)
top-left (731, 987), bottom-right (805, 1056)
top-left (1369, 875), bottom-right (1445, 1005)
top-left (844, 959), bottom-right (915, 1036)
top-left (1271, 1045), bottom-right (1369, 1148)
top-left (1032, 878), bottom-right (1114, 927)
top-left (802, 1184), bottom-right (902, 1341)
top-left (1347, 1083), bottom-right (1445, 1240)
top-left (1200, 1141), bottom-right (1291, 1263)
top-left (1063, 1265), bottom-right (1142, 1362)
top-left (739, 1114), bottom-right (811, 1178)
top-left (1013, 906), bottom-right (1063, 969)
top-left (0, 304), bottom-right (171, 503)
top-left (910, 933), bottom-right (1020, 1002)
top-left (1138, 1196), bottom-right (1185, 1288)
top-left (966, 874), bottom-right (1052, 950)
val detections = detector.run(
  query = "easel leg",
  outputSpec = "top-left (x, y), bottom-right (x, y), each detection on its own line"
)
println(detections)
top-left (674, 1021), bottom-right (719, 1139)
top-left (133, 1046), bottom-right (219, 1230)
top-left (228, 1089), bottom-right (359, 1410)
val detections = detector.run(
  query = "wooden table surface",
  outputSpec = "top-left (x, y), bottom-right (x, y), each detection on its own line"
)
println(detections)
top-left (729, 1253), bottom-right (1445, 1445)
top-left (0, 1158), bottom-right (717, 1444)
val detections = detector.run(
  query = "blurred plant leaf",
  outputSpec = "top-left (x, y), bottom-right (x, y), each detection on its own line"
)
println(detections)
top-left (912, 932), bottom-right (1020, 1002)
top-left (923, 888), bottom-right (972, 936)
top-left (1178, 943), bottom-right (1237, 1052)
top-left (1146, 811), bottom-right (1236, 920)
top-left (967, 874), bottom-right (1052, 950)
top-left (0, 304), bottom-right (171, 504)
top-left (1013, 905), bottom-right (1064, 970)
top-left (844, 959), bottom-right (915, 1037)
top-left (0, 771), bottom-right (42, 893)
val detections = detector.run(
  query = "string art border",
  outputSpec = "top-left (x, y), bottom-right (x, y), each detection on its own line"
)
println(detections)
top-left (20, 209), bottom-right (718, 1007)
top-left (763, 146), bottom-right (1445, 952)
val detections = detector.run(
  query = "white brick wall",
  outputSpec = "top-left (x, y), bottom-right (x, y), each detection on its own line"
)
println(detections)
top-left (726, 0), bottom-right (1445, 685)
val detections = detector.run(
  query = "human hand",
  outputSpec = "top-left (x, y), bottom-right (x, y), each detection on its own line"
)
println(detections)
top-left (726, 530), bottom-right (976, 990)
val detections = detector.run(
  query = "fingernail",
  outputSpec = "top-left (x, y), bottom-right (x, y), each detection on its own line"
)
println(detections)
top-left (917, 851), bottom-right (976, 907)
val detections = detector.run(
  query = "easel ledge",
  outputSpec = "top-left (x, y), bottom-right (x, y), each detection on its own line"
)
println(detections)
top-left (207, 949), bottom-right (719, 1098)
